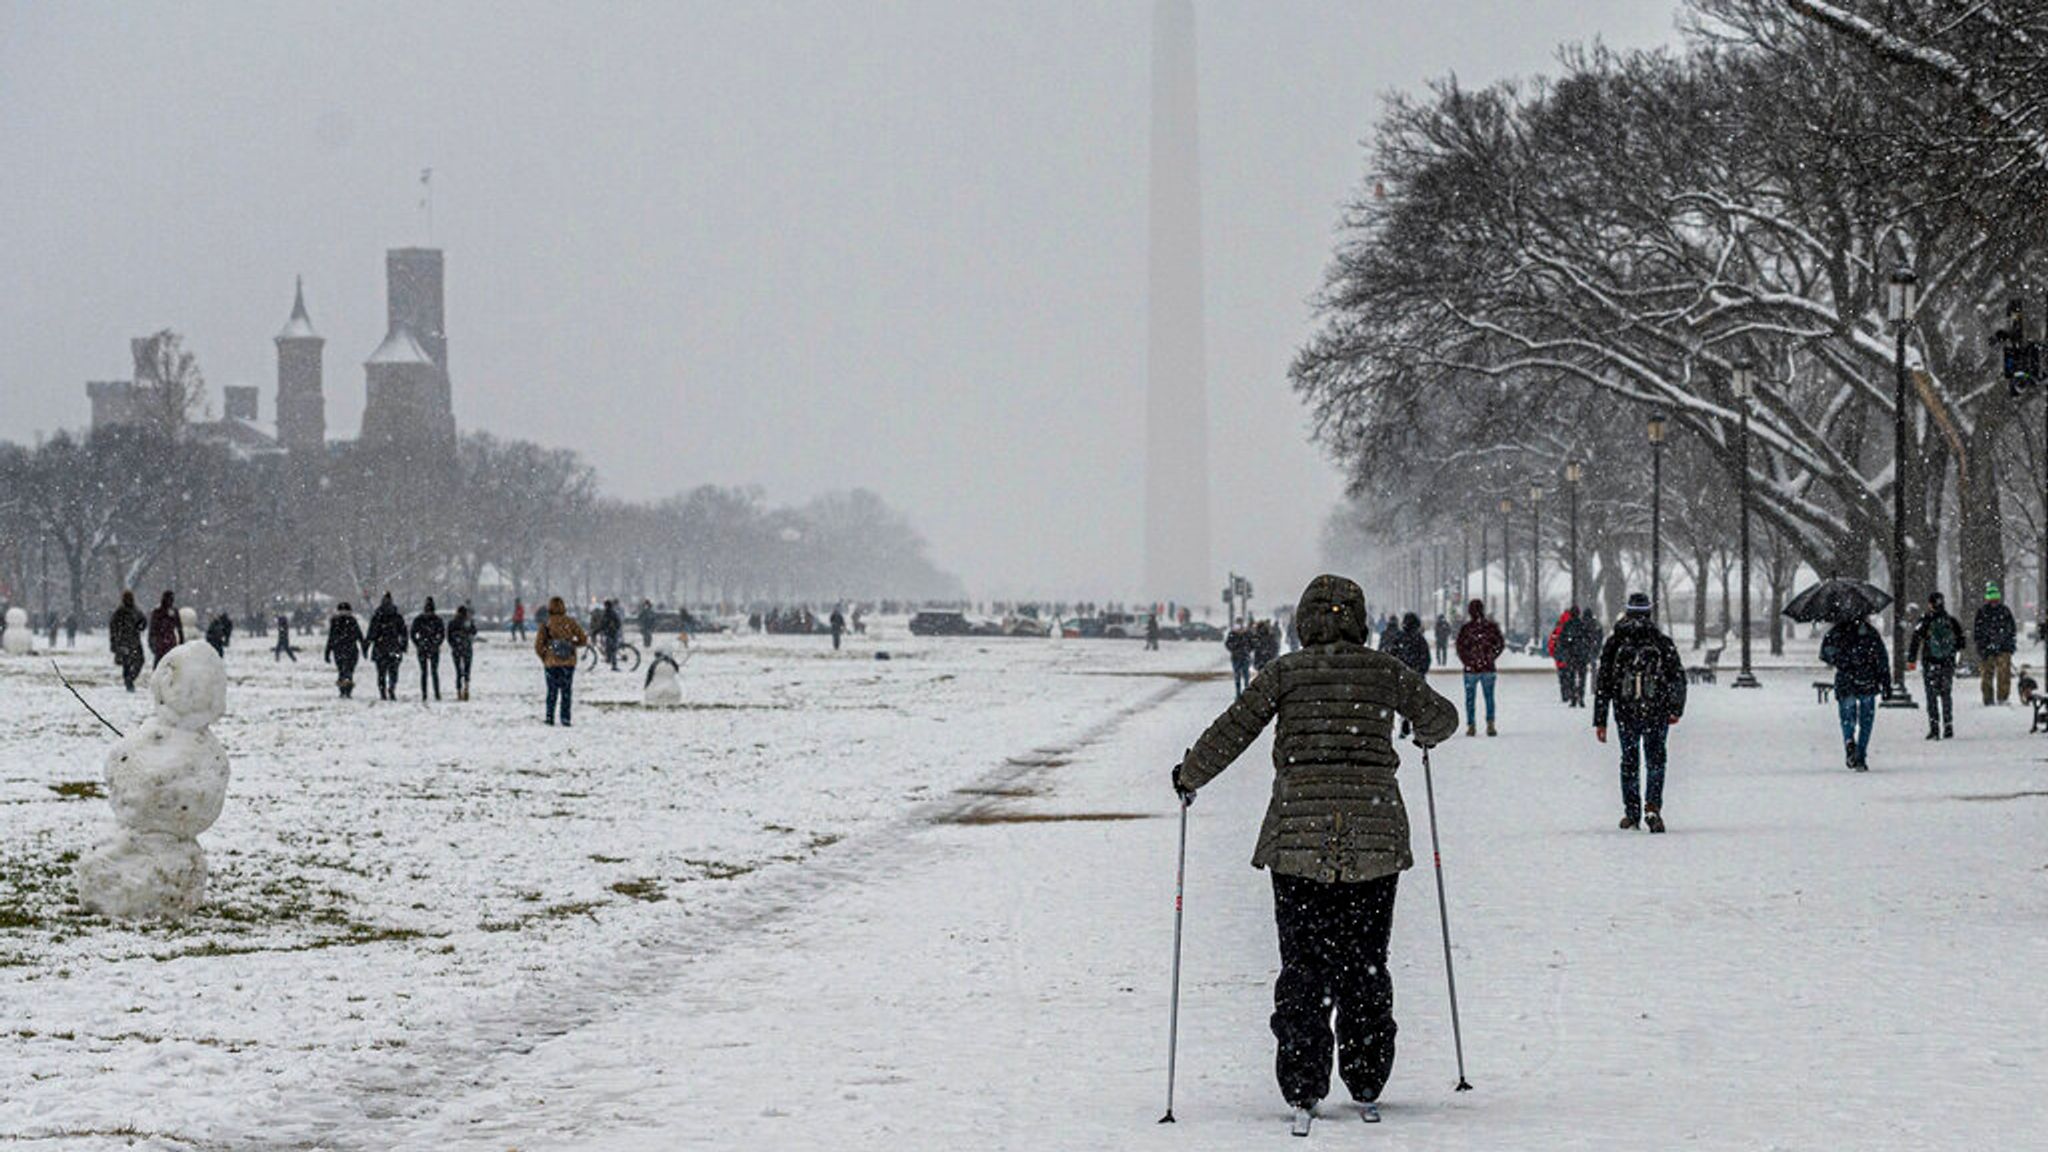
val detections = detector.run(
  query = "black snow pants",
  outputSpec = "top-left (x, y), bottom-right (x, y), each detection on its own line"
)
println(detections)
top-left (375, 656), bottom-right (402, 700)
top-left (334, 654), bottom-right (358, 698)
top-left (1271, 871), bottom-right (1400, 1107)
top-left (1923, 660), bottom-right (1955, 733)
top-left (418, 648), bottom-right (442, 700)
top-left (118, 651), bottom-right (144, 692)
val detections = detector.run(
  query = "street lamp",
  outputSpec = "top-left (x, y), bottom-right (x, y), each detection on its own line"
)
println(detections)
top-left (1883, 265), bottom-right (1920, 709)
top-left (1499, 497), bottom-right (1513, 630)
top-left (1648, 412), bottom-right (1668, 626)
top-left (1731, 363), bottom-right (1761, 688)
top-left (1529, 483), bottom-right (1544, 646)
top-left (1565, 461), bottom-right (1583, 614)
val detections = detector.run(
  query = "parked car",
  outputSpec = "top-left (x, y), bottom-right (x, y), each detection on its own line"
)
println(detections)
top-left (1003, 616), bottom-right (1051, 638)
top-left (909, 610), bottom-right (975, 637)
top-left (1177, 621), bottom-right (1223, 642)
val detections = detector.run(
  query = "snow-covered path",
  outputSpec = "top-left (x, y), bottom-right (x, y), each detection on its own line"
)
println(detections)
top-left (394, 662), bottom-right (2048, 1151)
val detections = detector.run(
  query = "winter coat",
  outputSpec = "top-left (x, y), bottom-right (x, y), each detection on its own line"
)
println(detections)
top-left (535, 611), bottom-right (589, 669)
top-left (1972, 602), bottom-right (2017, 656)
top-left (448, 613), bottom-right (478, 656)
top-left (205, 615), bottom-right (232, 652)
top-left (1225, 629), bottom-right (1252, 667)
top-left (1593, 616), bottom-right (1688, 728)
top-left (325, 613), bottom-right (364, 666)
top-left (1821, 619), bottom-right (1892, 698)
top-left (1381, 623), bottom-right (1430, 676)
top-left (1454, 607), bottom-right (1504, 674)
top-left (1908, 609), bottom-right (1964, 667)
top-left (1563, 614), bottom-right (1602, 665)
top-left (1177, 575), bottom-right (1460, 884)
top-left (366, 602), bottom-right (409, 661)
top-left (148, 605), bottom-right (183, 658)
top-left (410, 610), bottom-right (446, 655)
top-left (108, 603), bottom-right (146, 660)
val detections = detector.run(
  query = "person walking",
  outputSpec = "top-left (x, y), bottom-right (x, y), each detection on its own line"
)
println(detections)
top-left (1226, 624), bottom-right (1254, 697)
top-left (108, 591), bottom-right (147, 692)
top-left (1593, 592), bottom-right (1687, 831)
top-left (830, 607), bottom-right (847, 651)
top-left (1972, 583), bottom-right (2017, 706)
top-left (204, 612), bottom-right (233, 656)
top-left (1254, 620), bottom-right (1282, 671)
top-left (366, 593), bottom-right (409, 702)
top-left (1381, 611), bottom-right (1432, 738)
top-left (637, 598), bottom-right (657, 649)
top-left (1561, 606), bottom-right (1600, 708)
top-left (1433, 612), bottom-right (1452, 666)
top-left (1907, 590), bottom-right (1962, 740)
top-left (1145, 612), bottom-right (1160, 651)
top-left (1171, 574), bottom-right (1457, 1125)
top-left (448, 604), bottom-right (478, 701)
top-left (1548, 607), bottom-right (1574, 704)
top-left (148, 591), bottom-right (184, 668)
top-left (1821, 612), bottom-right (1891, 771)
top-left (535, 595), bottom-right (588, 726)
top-left (410, 597), bottom-right (446, 702)
top-left (272, 613), bottom-right (298, 662)
top-left (510, 598), bottom-right (528, 641)
top-left (324, 602), bottom-right (365, 699)
top-left (1454, 598), bottom-right (1504, 737)
top-left (595, 599), bottom-right (623, 669)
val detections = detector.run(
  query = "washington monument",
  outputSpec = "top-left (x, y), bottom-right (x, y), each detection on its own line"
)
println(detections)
top-left (1144, 0), bottom-right (1212, 603)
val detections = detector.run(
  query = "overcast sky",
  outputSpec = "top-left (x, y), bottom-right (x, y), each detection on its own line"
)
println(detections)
top-left (0, 1), bottom-right (1680, 602)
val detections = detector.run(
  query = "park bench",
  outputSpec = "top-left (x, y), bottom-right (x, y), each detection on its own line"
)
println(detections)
top-left (1813, 681), bottom-right (1834, 704)
top-left (1687, 645), bottom-right (1724, 685)
top-left (2031, 696), bottom-right (2048, 734)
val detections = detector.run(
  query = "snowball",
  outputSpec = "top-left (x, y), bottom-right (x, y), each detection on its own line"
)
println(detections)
top-left (178, 606), bottom-right (198, 634)
top-left (1, 607), bottom-right (29, 655)
top-left (151, 641), bottom-right (227, 730)
top-left (73, 830), bottom-right (208, 919)
top-left (105, 719), bottom-right (229, 837)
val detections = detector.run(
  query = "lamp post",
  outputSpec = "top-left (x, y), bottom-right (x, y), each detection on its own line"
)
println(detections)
top-left (1565, 462), bottom-right (1583, 613)
top-left (1529, 484), bottom-right (1544, 646)
top-left (1883, 265), bottom-right (1919, 709)
top-left (1499, 497), bottom-right (1513, 630)
top-left (1731, 363), bottom-right (1761, 688)
top-left (1648, 413), bottom-right (1668, 625)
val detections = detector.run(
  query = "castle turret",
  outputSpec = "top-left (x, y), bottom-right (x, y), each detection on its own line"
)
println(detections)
top-left (273, 277), bottom-right (326, 453)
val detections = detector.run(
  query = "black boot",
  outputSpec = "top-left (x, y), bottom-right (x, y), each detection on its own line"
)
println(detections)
top-left (1845, 739), bottom-right (1858, 769)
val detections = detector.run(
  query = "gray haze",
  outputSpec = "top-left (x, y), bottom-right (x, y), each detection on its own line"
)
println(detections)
top-left (0, 1), bottom-right (1679, 602)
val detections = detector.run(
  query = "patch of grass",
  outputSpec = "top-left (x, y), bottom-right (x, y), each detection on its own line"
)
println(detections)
top-left (588, 853), bottom-right (627, 864)
top-left (47, 781), bottom-right (104, 801)
top-left (684, 857), bottom-right (759, 881)
top-left (937, 811), bottom-right (1155, 826)
top-left (609, 877), bottom-right (665, 902)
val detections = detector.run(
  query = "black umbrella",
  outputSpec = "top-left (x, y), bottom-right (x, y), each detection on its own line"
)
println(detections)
top-left (1782, 577), bottom-right (1892, 624)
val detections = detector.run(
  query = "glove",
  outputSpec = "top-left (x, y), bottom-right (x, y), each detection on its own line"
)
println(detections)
top-left (1171, 765), bottom-right (1196, 806)
top-left (1595, 726), bottom-right (1608, 743)
top-left (1907, 662), bottom-right (1917, 672)
top-left (1667, 715), bottom-right (1681, 727)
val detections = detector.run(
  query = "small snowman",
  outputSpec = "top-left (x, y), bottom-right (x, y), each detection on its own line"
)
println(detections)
top-left (73, 640), bottom-right (231, 920)
top-left (178, 605), bottom-right (199, 638)
top-left (1, 606), bottom-right (31, 655)
top-left (644, 641), bottom-right (684, 707)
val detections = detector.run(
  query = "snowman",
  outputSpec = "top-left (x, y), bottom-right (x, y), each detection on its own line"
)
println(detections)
top-left (644, 641), bottom-right (684, 707)
top-left (73, 640), bottom-right (231, 920)
top-left (1, 606), bottom-right (30, 655)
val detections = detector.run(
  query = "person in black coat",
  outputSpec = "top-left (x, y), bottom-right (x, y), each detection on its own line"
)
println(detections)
top-left (1821, 614), bottom-right (1891, 771)
top-left (410, 597), bottom-right (447, 701)
top-left (148, 591), bottom-right (184, 667)
top-left (325, 603), bottom-right (365, 698)
top-left (1972, 583), bottom-right (2018, 705)
top-left (1381, 612), bottom-right (1433, 737)
top-left (273, 613), bottom-right (298, 662)
top-left (448, 604), bottom-right (478, 701)
top-left (365, 593), bottom-right (409, 701)
top-left (204, 612), bottom-right (233, 656)
top-left (1907, 591), bottom-right (1963, 740)
top-left (1594, 593), bottom-right (1688, 831)
top-left (108, 591), bottom-right (148, 692)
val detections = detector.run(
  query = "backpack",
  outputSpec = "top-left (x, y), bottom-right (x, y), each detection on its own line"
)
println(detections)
top-left (1925, 616), bottom-right (1958, 662)
top-left (1619, 640), bottom-right (1663, 703)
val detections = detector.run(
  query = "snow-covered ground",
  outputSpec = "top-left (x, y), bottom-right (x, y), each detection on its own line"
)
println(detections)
top-left (4, 629), bottom-right (2046, 1149)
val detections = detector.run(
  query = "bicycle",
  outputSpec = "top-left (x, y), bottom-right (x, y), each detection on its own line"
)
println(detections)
top-left (581, 637), bottom-right (641, 672)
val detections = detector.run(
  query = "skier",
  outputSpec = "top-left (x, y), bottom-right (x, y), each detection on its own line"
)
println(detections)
top-left (204, 612), bottom-right (233, 656)
top-left (148, 591), bottom-right (184, 668)
top-left (1454, 598), bottom-right (1504, 736)
top-left (1972, 583), bottom-right (2016, 705)
top-left (1226, 625), bottom-right (1253, 697)
top-left (830, 607), bottom-right (847, 651)
top-left (324, 602), bottom-right (365, 699)
top-left (448, 603), bottom-right (478, 701)
top-left (510, 598), bottom-right (528, 640)
top-left (273, 613), bottom-right (298, 662)
top-left (1907, 590), bottom-right (1962, 740)
top-left (1171, 574), bottom-right (1458, 1129)
top-left (535, 595), bottom-right (589, 726)
top-left (108, 591), bottom-right (147, 692)
top-left (1593, 593), bottom-right (1687, 831)
top-left (410, 597), bottom-right (446, 702)
top-left (365, 593), bottom-right (409, 701)
top-left (1821, 611), bottom-right (1890, 771)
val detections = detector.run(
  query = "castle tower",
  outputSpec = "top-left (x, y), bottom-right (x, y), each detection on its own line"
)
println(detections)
top-left (386, 248), bottom-right (450, 415)
top-left (1144, 0), bottom-right (1212, 602)
top-left (273, 277), bottom-right (326, 452)
top-left (359, 248), bottom-right (455, 449)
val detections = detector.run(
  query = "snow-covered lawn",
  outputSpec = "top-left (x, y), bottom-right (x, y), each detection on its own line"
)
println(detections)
top-left (4, 634), bottom-right (2046, 1149)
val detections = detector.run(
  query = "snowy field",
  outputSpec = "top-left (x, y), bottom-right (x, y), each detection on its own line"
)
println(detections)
top-left (4, 630), bottom-right (2047, 1149)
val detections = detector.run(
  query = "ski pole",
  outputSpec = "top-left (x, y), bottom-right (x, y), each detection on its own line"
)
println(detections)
top-left (1159, 790), bottom-right (1191, 1123)
top-left (1419, 744), bottom-right (1474, 1091)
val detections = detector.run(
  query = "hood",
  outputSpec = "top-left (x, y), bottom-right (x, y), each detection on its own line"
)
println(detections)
top-left (548, 596), bottom-right (568, 615)
top-left (1295, 574), bottom-right (1368, 646)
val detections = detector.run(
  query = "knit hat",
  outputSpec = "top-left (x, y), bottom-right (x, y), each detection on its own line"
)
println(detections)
top-left (1986, 582), bottom-right (2003, 601)
top-left (1625, 591), bottom-right (1653, 615)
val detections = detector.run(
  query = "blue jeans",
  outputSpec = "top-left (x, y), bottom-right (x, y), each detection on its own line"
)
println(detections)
top-left (546, 665), bottom-right (576, 724)
top-left (1233, 659), bottom-right (1252, 697)
top-left (1617, 717), bottom-right (1667, 815)
top-left (1837, 693), bottom-right (1876, 760)
top-left (1463, 672), bottom-right (1496, 725)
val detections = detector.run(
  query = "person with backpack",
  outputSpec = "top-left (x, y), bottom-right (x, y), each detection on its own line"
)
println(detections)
top-left (324, 602), bottom-right (365, 699)
top-left (1972, 582), bottom-right (2017, 705)
top-left (1171, 575), bottom-right (1458, 1126)
top-left (1593, 592), bottom-right (1687, 831)
top-left (535, 595), bottom-right (589, 726)
top-left (108, 591), bottom-right (147, 692)
top-left (1821, 612), bottom-right (1891, 771)
top-left (1907, 590), bottom-right (1962, 740)
top-left (365, 593), bottom-right (409, 701)
top-left (1454, 598), bottom-right (1505, 736)
top-left (410, 597), bottom-right (447, 702)
top-left (448, 604), bottom-right (478, 701)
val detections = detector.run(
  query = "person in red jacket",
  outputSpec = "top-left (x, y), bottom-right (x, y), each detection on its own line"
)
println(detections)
top-left (1549, 607), bottom-right (1574, 705)
top-left (1454, 598), bottom-right (1505, 736)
